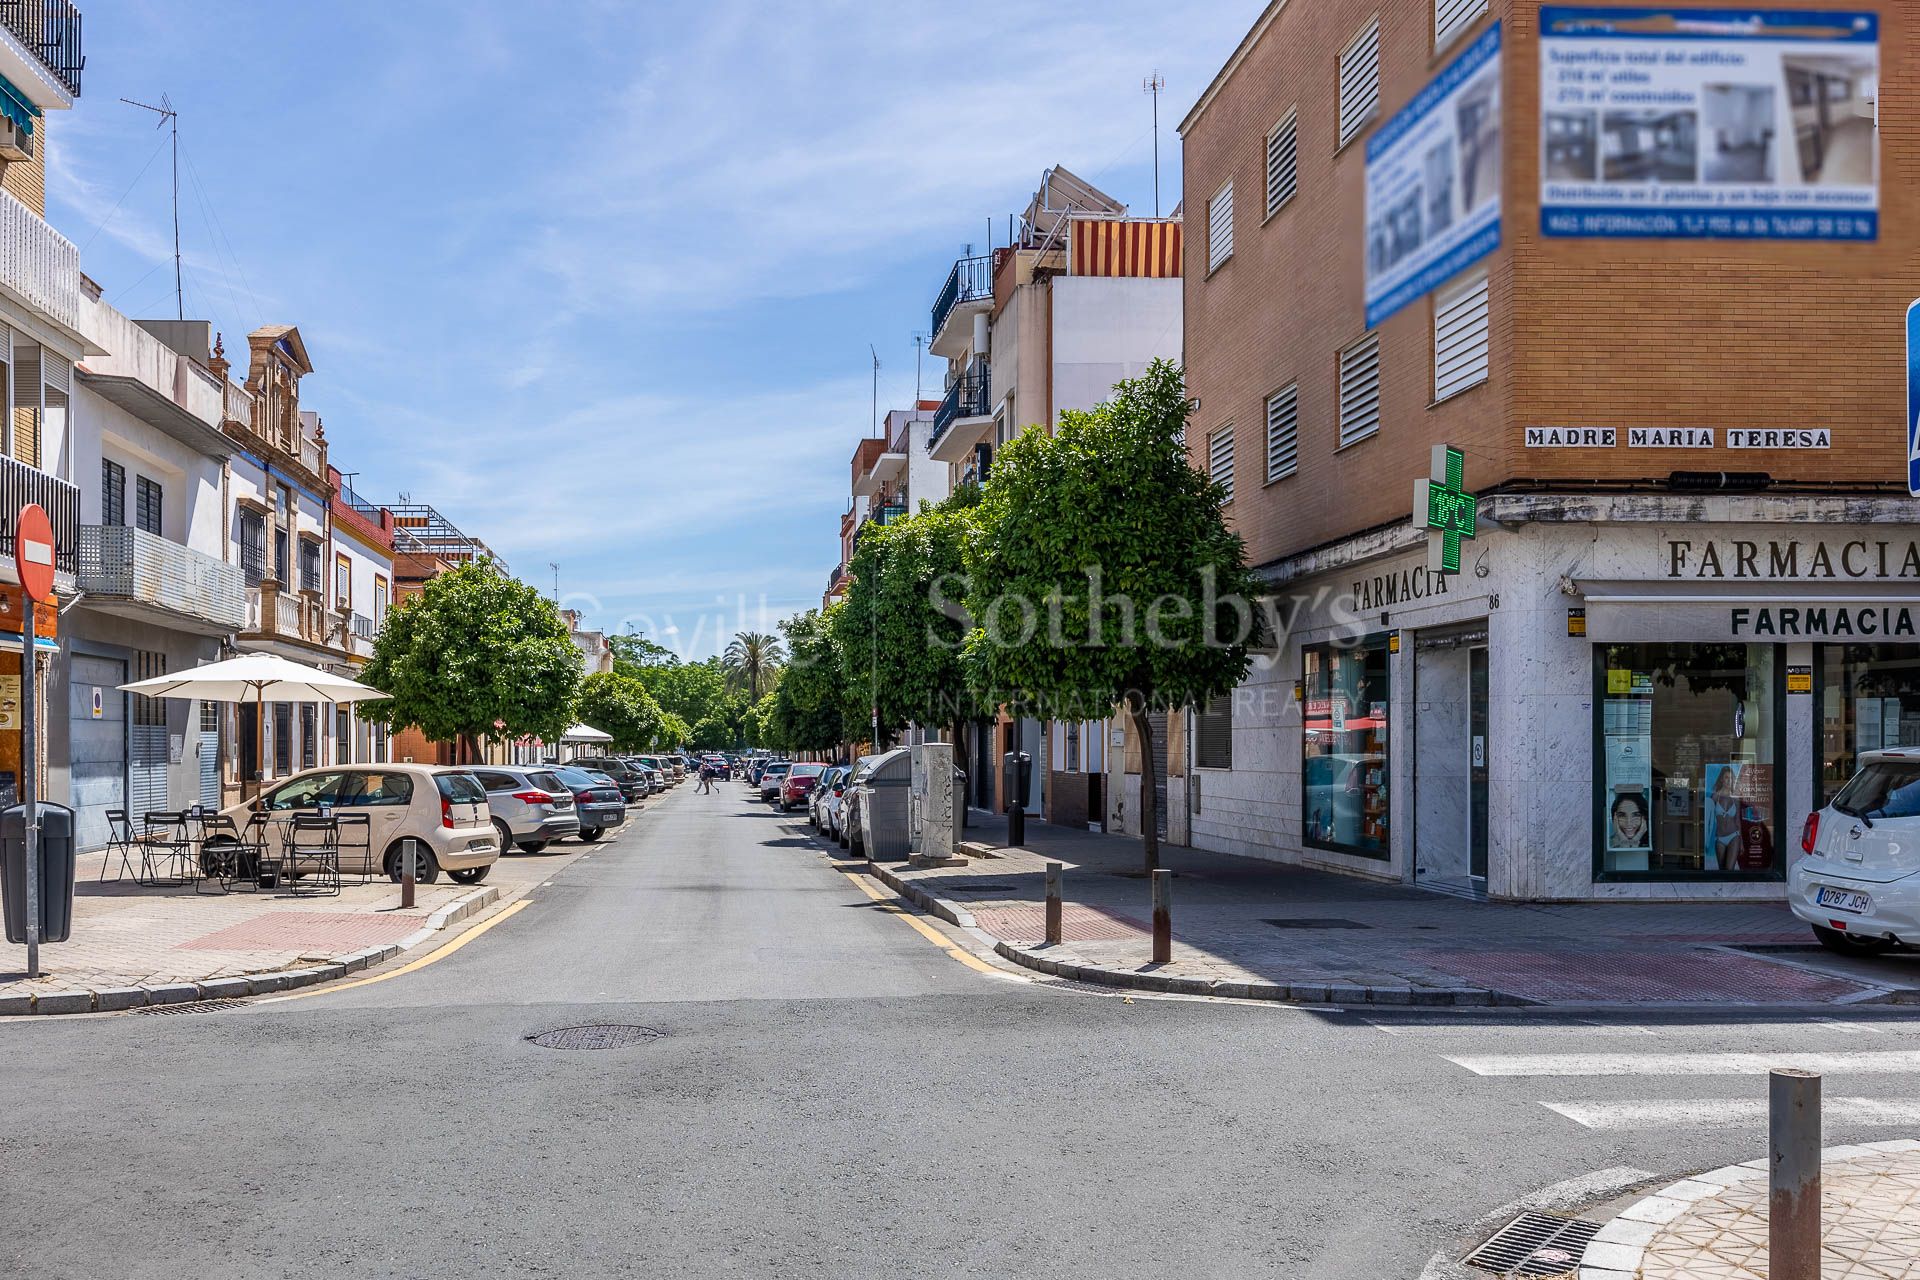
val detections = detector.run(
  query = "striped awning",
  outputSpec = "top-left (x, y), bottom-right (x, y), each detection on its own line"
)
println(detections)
top-left (0, 75), bottom-right (39, 138)
top-left (1070, 219), bottom-right (1182, 278)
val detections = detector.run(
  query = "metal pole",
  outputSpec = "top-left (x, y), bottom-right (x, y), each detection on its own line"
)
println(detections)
top-left (401, 837), bottom-right (416, 910)
top-left (1151, 868), bottom-right (1172, 965)
top-left (21, 604), bottom-right (36, 978)
top-left (1770, 1067), bottom-right (1822, 1279)
top-left (1044, 861), bottom-right (1062, 946)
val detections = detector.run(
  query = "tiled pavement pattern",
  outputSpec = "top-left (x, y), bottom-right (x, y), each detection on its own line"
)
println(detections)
top-left (1583, 1141), bottom-right (1920, 1279)
top-left (968, 903), bottom-right (1147, 942)
top-left (892, 813), bottom-right (1898, 1005)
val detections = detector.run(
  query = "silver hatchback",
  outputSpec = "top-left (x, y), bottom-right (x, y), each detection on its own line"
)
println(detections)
top-left (471, 766), bottom-right (581, 853)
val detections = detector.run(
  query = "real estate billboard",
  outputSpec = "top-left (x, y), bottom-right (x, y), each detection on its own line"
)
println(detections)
top-left (1363, 24), bottom-right (1502, 328)
top-left (1540, 6), bottom-right (1879, 240)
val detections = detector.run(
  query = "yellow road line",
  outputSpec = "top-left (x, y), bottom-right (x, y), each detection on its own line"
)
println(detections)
top-left (262, 898), bottom-right (533, 1002)
top-left (834, 863), bottom-right (1000, 975)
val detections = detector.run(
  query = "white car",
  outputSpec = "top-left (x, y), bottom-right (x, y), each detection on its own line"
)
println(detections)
top-left (1789, 749), bottom-right (1920, 954)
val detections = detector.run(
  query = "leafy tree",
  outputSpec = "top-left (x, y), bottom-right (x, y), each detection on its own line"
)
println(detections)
top-left (873, 492), bottom-right (988, 754)
top-left (689, 714), bottom-right (730, 751)
top-left (609, 631), bottom-right (678, 670)
top-left (723, 631), bottom-right (785, 701)
top-left (770, 606), bottom-right (850, 753)
top-left (632, 658), bottom-right (736, 737)
top-left (573, 671), bottom-right (663, 752)
top-left (833, 527), bottom-right (910, 749)
top-left (656, 711), bottom-right (691, 750)
top-left (359, 560), bottom-right (582, 762)
top-left (962, 360), bottom-right (1261, 871)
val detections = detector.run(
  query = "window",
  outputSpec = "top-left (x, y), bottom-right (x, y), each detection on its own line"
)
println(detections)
top-left (273, 526), bottom-right (288, 586)
top-left (1195, 694), bottom-right (1233, 770)
top-left (101, 459), bottom-right (125, 526)
top-left (299, 537), bottom-right (321, 594)
top-left (1339, 18), bottom-right (1383, 145)
top-left (272, 702), bottom-right (293, 777)
top-left (1304, 638), bottom-right (1390, 857)
top-left (335, 552), bottom-right (352, 610)
top-left (1596, 644), bottom-right (1783, 879)
top-left (1265, 384), bottom-right (1300, 482)
top-left (1065, 721), bottom-right (1081, 772)
top-left (134, 476), bottom-right (162, 536)
top-left (132, 650), bottom-right (166, 728)
top-left (265, 771), bottom-right (345, 811)
top-left (1435, 0), bottom-right (1488, 51)
top-left (473, 771), bottom-right (517, 792)
top-left (1433, 268), bottom-right (1490, 402)
top-left (1207, 425), bottom-right (1235, 500)
top-left (1816, 645), bottom-right (1920, 807)
top-left (1206, 180), bottom-right (1234, 272)
top-left (1338, 333), bottom-right (1382, 447)
top-left (373, 575), bottom-right (389, 627)
top-left (1265, 111), bottom-right (1299, 217)
top-left (340, 771), bottom-right (413, 807)
top-left (238, 509), bottom-right (265, 587)
top-left (300, 703), bottom-right (317, 770)
top-left (199, 700), bottom-right (219, 733)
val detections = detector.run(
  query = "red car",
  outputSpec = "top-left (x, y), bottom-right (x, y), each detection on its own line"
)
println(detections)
top-left (780, 763), bottom-right (824, 811)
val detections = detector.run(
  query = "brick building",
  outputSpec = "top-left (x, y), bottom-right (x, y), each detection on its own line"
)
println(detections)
top-left (1173, 1), bottom-right (1911, 901)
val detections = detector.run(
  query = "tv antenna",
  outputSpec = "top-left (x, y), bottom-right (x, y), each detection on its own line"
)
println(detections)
top-left (911, 332), bottom-right (927, 403)
top-left (1143, 72), bottom-right (1165, 218)
top-left (550, 562), bottom-right (560, 602)
top-left (121, 94), bottom-right (182, 319)
top-left (869, 345), bottom-right (881, 438)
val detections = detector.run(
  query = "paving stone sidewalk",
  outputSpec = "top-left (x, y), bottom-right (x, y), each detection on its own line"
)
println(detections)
top-left (1580, 1139), bottom-right (1920, 1279)
top-left (872, 812), bottom-right (1907, 1007)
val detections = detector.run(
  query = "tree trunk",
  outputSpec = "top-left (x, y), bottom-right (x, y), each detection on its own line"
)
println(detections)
top-left (1131, 703), bottom-right (1160, 874)
top-left (952, 715), bottom-right (970, 830)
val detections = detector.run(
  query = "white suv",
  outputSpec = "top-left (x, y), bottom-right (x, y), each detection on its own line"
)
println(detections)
top-left (1790, 749), bottom-right (1920, 954)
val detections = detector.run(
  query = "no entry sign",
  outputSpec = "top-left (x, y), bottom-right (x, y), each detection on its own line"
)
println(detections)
top-left (15, 504), bottom-right (53, 602)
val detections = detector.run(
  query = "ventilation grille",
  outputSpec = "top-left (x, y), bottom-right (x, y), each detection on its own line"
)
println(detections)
top-left (1339, 334), bottom-right (1382, 447)
top-left (1437, 0), bottom-right (1490, 49)
top-left (1208, 426), bottom-right (1235, 500)
top-left (1339, 19), bottom-right (1383, 144)
top-left (1265, 384), bottom-right (1299, 481)
top-left (1434, 269), bottom-right (1490, 401)
top-left (1207, 181), bottom-right (1234, 272)
top-left (1266, 111), bottom-right (1299, 216)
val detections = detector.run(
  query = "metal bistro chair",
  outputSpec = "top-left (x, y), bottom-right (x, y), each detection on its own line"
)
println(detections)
top-left (100, 808), bottom-right (140, 882)
top-left (282, 813), bottom-right (342, 897)
top-left (334, 812), bottom-right (374, 886)
top-left (138, 811), bottom-right (193, 887)
top-left (195, 812), bottom-right (263, 894)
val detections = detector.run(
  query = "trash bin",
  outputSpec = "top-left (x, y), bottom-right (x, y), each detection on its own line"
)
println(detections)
top-left (1002, 751), bottom-right (1032, 809)
top-left (859, 747), bottom-right (914, 861)
top-left (2, 803), bottom-right (76, 945)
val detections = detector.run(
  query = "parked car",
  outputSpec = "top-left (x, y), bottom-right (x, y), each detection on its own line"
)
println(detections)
top-left (837, 755), bottom-right (880, 853)
top-left (620, 757), bottom-right (664, 794)
top-left (781, 762), bottom-right (824, 811)
top-left (810, 765), bottom-right (848, 834)
top-left (568, 755), bottom-right (649, 803)
top-left (757, 761), bottom-right (791, 802)
top-left (211, 763), bottom-right (499, 885)
top-left (1790, 749), bottom-right (1920, 954)
top-left (750, 757), bottom-right (787, 786)
top-left (469, 766), bottom-right (580, 853)
top-left (552, 766), bottom-right (627, 841)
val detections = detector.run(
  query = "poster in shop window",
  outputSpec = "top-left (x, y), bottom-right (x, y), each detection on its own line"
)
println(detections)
top-left (1539, 6), bottom-right (1879, 240)
top-left (1703, 762), bottom-right (1775, 870)
top-left (1363, 23), bottom-right (1503, 327)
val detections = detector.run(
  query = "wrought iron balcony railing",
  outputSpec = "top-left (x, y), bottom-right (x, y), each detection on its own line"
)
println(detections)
top-left (0, 1), bottom-right (84, 98)
top-left (929, 361), bottom-right (991, 450)
top-left (77, 524), bottom-right (245, 631)
top-left (0, 451), bottom-right (75, 573)
top-left (930, 254), bottom-right (992, 343)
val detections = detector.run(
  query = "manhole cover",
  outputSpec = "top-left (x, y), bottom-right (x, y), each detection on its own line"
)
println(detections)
top-left (134, 998), bottom-right (252, 1015)
top-left (1462, 1211), bottom-right (1600, 1276)
top-left (527, 1024), bottom-right (663, 1051)
top-left (1262, 917), bottom-right (1372, 930)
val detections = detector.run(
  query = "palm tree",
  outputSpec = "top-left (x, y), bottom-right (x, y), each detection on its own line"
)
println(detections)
top-left (724, 631), bottom-right (785, 701)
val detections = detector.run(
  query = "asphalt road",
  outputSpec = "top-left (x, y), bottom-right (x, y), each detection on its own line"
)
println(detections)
top-left (6, 783), bottom-right (1920, 1279)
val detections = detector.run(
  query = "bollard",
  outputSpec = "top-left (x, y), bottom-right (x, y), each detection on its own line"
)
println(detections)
top-left (1769, 1067), bottom-right (1821, 1280)
top-left (1044, 862), bottom-right (1063, 946)
top-left (401, 838), bottom-right (417, 910)
top-left (1151, 868), bottom-right (1172, 964)
top-left (1008, 800), bottom-right (1026, 848)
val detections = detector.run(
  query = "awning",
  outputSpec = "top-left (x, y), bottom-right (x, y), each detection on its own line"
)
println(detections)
top-left (1576, 579), bottom-right (1920, 644)
top-left (0, 75), bottom-right (39, 138)
top-left (560, 723), bottom-right (613, 743)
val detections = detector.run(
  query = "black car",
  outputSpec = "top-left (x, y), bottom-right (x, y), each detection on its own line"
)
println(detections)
top-left (568, 756), bottom-right (648, 803)
top-left (552, 766), bottom-right (627, 841)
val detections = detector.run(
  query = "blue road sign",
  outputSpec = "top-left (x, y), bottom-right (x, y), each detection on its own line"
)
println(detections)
top-left (1909, 299), bottom-right (1920, 496)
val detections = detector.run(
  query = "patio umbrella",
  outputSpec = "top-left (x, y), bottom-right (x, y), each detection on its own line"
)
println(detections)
top-left (560, 724), bottom-right (613, 743)
top-left (120, 653), bottom-right (391, 792)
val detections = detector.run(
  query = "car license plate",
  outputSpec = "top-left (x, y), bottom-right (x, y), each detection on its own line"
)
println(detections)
top-left (1816, 887), bottom-right (1872, 914)
top-left (469, 839), bottom-right (493, 852)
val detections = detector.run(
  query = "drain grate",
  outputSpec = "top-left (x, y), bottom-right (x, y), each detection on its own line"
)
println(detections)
top-left (134, 998), bottom-right (252, 1015)
top-left (1462, 1212), bottom-right (1600, 1277)
top-left (1262, 917), bottom-right (1372, 930)
top-left (527, 1024), bottom-right (663, 1051)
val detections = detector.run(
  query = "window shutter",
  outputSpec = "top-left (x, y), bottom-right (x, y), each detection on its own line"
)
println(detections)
top-left (1265, 384), bottom-right (1299, 482)
top-left (1208, 426), bottom-right (1235, 500)
top-left (1339, 334), bottom-right (1383, 447)
top-left (1207, 181), bottom-right (1234, 272)
top-left (1433, 269), bottom-right (1490, 401)
top-left (135, 476), bottom-right (162, 536)
top-left (1339, 19), bottom-right (1383, 145)
top-left (1195, 695), bottom-right (1233, 771)
top-left (1435, 0), bottom-right (1488, 50)
top-left (1265, 112), bottom-right (1299, 216)
top-left (102, 459), bottom-right (125, 527)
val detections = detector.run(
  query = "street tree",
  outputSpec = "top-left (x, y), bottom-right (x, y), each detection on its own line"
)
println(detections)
top-left (657, 711), bottom-right (691, 751)
top-left (609, 631), bottom-right (678, 669)
top-left (573, 671), bottom-right (663, 752)
top-left (359, 560), bottom-right (582, 762)
top-left (723, 631), bottom-right (785, 701)
top-left (870, 492), bottom-right (987, 755)
top-left (833, 527), bottom-right (913, 749)
top-left (770, 606), bottom-right (850, 753)
top-left (962, 359), bottom-right (1261, 871)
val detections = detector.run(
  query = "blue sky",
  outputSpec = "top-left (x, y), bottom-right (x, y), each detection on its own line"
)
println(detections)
top-left (51, 0), bottom-right (1261, 658)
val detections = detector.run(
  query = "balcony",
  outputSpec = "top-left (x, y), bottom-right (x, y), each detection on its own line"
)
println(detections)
top-left (0, 2), bottom-right (83, 99)
top-left (0, 449), bottom-right (75, 574)
top-left (76, 524), bottom-right (244, 634)
top-left (0, 185), bottom-right (78, 334)
top-left (929, 360), bottom-right (993, 464)
top-left (345, 611), bottom-right (375, 659)
top-left (243, 581), bottom-right (342, 652)
top-left (929, 254), bottom-right (992, 359)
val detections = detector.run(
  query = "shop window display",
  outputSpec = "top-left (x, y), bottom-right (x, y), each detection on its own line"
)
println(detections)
top-left (1817, 644), bottom-right (1920, 807)
top-left (1596, 643), bottom-right (1782, 879)
top-left (1303, 638), bottom-right (1390, 857)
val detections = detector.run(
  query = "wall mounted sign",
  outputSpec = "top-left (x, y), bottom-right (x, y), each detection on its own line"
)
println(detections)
top-left (1908, 297), bottom-right (1920, 495)
top-left (1664, 538), bottom-right (1920, 580)
top-left (1412, 444), bottom-right (1476, 575)
top-left (1787, 665), bottom-right (1813, 694)
top-left (1526, 427), bottom-right (1616, 447)
top-left (89, 686), bottom-right (101, 720)
top-left (1726, 428), bottom-right (1830, 449)
top-left (1568, 607), bottom-right (1587, 636)
top-left (1539, 6), bottom-right (1879, 241)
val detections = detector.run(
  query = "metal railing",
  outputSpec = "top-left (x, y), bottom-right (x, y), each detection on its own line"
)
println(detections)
top-left (0, 1), bottom-right (83, 98)
top-left (930, 254), bottom-right (992, 342)
top-left (0, 186), bottom-right (78, 334)
top-left (826, 562), bottom-right (846, 593)
top-left (77, 524), bottom-right (245, 630)
top-left (0, 451), bottom-right (75, 572)
top-left (929, 360), bottom-right (991, 449)
top-left (351, 611), bottom-right (374, 640)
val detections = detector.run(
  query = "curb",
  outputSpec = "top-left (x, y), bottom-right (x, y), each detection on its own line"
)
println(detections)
top-left (1, 884), bottom-right (500, 1016)
top-left (1577, 1138), bottom-right (1920, 1279)
top-left (862, 862), bottom-right (1521, 1007)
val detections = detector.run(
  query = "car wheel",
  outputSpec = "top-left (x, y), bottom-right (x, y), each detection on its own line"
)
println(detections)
top-left (516, 841), bottom-right (548, 854)
top-left (578, 827), bottom-right (602, 842)
top-left (1813, 923), bottom-right (1897, 955)
top-left (384, 841), bottom-right (441, 884)
top-left (493, 820), bottom-right (517, 855)
top-left (449, 864), bottom-right (491, 885)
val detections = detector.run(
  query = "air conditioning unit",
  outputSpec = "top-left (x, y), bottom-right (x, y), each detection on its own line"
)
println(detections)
top-left (0, 118), bottom-right (33, 163)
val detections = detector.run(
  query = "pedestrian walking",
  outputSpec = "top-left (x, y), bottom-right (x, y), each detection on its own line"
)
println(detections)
top-left (699, 762), bottom-right (715, 794)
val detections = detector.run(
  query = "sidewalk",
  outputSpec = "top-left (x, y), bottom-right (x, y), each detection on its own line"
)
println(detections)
top-left (871, 812), bottom-right (1901, 1007)
top-left (1580, 1139), bottom-right (1920, 1278)
top-left (0, 835), bottom-right (592, 1014)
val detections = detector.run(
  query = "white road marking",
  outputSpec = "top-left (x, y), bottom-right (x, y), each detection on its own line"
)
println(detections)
top-left (1366, 1018), bottom-right (1656, 1037)
top-left (1543, 1097), bottom-right (1920, 1130)
top-left (1448, 1050), bottom-right (1920, 1077)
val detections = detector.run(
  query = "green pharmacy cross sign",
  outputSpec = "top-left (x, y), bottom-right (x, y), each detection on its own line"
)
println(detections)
top-left (1412, 444), bottom-right (1476, 575)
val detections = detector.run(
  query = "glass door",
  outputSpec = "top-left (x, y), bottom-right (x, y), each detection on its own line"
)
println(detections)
top-left (1470, 646), bottom-right (1489, 880)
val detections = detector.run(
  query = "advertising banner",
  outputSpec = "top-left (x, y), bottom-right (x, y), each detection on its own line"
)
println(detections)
top-left (1540, 6), bottom-right (1878, 240)
top-left (1364, 24), bottom-right (1502, 327)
